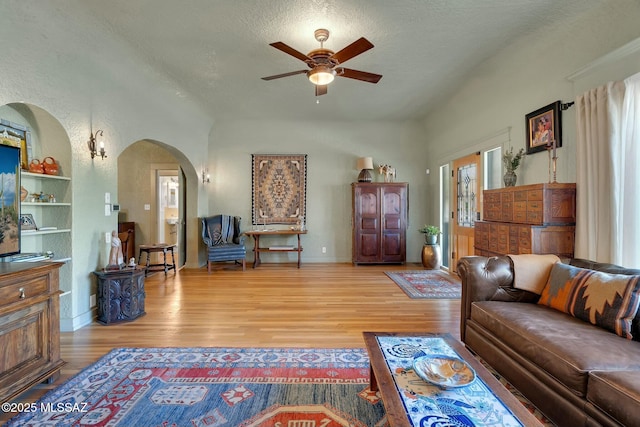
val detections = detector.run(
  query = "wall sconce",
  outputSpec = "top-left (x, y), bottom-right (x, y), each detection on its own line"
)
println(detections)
top-left (88, 130), bottom-right (107, 160)
top-left (201, 168), bottom-right (210, 184)
top-left (356, 157), bottom-right (374, 182)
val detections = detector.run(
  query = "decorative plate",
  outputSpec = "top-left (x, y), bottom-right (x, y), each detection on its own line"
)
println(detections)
top-left (412, 354), bottom-right (476, 388)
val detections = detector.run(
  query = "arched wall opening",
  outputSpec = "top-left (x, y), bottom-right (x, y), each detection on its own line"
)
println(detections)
top-left (0, 102), bottom-right (74, 319)
top-left (117, 139), bottom-right (200, 269)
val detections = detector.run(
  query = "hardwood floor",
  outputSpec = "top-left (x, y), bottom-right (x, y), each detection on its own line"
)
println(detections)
top-left (1, 263), bottom-right (461, 423)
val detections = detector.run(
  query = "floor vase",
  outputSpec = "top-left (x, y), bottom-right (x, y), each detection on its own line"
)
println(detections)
top-left (421, 244), bottom-right (441, 270)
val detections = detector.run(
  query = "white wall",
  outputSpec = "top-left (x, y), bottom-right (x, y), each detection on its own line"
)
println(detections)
top-left (422, 0), bottom-right (640, 222)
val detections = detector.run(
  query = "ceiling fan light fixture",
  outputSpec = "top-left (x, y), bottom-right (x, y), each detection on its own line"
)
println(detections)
top-left (308, 66), bottom-right (336, 85)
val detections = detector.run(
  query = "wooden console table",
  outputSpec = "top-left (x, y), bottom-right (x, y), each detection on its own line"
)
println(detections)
top-left (244, 230), bottom-right (307, 268)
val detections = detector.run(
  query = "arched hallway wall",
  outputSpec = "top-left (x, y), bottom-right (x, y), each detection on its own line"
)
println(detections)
top-left (0, 2), bottom-right (213, 330)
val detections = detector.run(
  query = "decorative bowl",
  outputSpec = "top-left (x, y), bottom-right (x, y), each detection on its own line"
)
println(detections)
top-left (412, 354), bottom-right (476, 388)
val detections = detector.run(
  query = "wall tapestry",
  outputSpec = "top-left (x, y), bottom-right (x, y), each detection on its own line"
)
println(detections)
top-left (252, 154), bottom-right (307, 225)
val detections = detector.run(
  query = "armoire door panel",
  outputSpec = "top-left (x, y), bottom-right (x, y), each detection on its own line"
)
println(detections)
top-left (361, 217), bottom-right (378, 230)
top-left (359, 193), bottom-right (378, 215)
top-left (382, 233), bottom-right (402, 256)
top-left (383, 192), bottom-right (401, 214)
top-left (383, 217), bottom-right (401, 230)
top-left (359, 234), bottom-right (379, 257)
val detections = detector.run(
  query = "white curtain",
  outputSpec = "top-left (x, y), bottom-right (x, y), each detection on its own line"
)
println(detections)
top-left (575, 72), bottom-right (640, 267)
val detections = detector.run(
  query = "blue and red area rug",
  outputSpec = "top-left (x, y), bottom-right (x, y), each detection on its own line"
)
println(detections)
top-left (385, 270), bottom-right (461, 299)
top-left (6, 347), bottom-right (387, 427)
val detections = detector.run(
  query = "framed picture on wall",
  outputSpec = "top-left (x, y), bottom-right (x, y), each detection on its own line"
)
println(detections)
top-left (525, 100), bottom-right (562, 154)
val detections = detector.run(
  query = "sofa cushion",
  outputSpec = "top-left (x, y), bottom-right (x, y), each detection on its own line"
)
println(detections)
top-left (538, 263), bottom-right (640, 339)
top-left (470, 301), bottom-right (640, 396)
top-left (587, 371), bottom-right (640, 427)
top-left (508, 254), bottom-right (559, 294)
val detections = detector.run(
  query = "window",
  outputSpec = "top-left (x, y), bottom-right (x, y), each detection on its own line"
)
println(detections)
top-left (484, 147), bottom-right (502, 190)
top-left (439, 164), bottom-right (451, 269)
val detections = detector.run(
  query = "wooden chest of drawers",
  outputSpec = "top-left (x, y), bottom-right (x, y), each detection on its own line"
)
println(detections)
top-left (483, 183), bottom-right (576, 225)
top-left (0, 262), bottom-right (65, 403)
top-left (475, 183), bottom-right (576, 257)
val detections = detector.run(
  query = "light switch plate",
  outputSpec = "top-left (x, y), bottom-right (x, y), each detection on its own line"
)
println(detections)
top-left (105, 232), bottom-right (111, 243)
top-left (105, 204), bottom-right (111, 216)
top-left (105, 192), bottom-right (111, 203)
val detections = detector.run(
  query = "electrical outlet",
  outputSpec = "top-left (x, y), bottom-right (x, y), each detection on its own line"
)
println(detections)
top-left (90, 294), bottom-right (96, 308)
top-left (105, 232), bottom-right (111, 243)
top-left (322, 247), bottom-right (327, 254)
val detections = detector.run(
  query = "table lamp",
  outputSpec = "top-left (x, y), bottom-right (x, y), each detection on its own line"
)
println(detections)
top-left (356, 157), bottom-right (374, 182)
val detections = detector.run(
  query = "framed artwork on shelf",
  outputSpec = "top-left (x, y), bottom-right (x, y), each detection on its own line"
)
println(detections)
top-left (0, 144), bottom-right (21, 256)
top-left (252, 154), bottom-right (307, 225)
top-left (20, 213), bottom-right (38, 231)
top-left (0, 119), bottom-right (32, 171)
top-left (525, 100), bottom-right (562, 154)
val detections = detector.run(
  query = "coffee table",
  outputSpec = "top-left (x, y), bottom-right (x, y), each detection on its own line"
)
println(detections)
top-left (363, 332), bottom-right (542, 426)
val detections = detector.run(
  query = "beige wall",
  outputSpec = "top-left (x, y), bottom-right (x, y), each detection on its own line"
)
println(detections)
top-left (118, 140), bottom-right (178, 250)
top-left (2, 1), bottom-right (640, 331)
top-left (1, 2), bottom-right (212, 330)
top-left (208, 118), bottom-right (429, 263)
top-left (421, 1), bottom-right (640, 224)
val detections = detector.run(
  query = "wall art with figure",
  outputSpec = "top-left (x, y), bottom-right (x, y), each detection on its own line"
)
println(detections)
top-left (526, 100), bottom-right (562, 154)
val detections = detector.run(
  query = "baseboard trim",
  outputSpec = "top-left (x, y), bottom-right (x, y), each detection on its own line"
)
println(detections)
top-left (60, 308), bottom-right (95, 332)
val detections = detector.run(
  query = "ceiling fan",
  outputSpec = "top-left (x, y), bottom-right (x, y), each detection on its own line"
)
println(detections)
top-left (261, 29), bottom-right (382, 96)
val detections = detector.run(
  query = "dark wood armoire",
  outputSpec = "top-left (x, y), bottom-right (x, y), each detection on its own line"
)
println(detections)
top-left (352, 182), bottom-right (408, 264)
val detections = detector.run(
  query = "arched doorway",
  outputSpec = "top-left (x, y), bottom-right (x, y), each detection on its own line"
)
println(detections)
top-left (117, 140), bottom-right (199, 269)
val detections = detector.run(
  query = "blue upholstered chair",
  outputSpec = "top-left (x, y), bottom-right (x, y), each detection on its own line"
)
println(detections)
top-left (201, 215), bottom-right (246, 272)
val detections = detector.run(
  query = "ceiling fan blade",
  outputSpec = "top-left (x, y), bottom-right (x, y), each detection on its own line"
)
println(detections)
top-left (261, 70), bottom-right (308, 81)
top-left (330, 37), bottom-right (374, 64)
top-left (269, 42), bottom-right (313, 62)
top-left (315, 84), bottom-right (328, 96)
top-left (338, 68), bottom-right (383, 84)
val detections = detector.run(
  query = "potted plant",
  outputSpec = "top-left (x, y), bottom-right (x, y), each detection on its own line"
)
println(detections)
top-left (418, 225), bottom-right (441, 269)
top-left (502, 147), bottom-right (525, 187)
top-left (419, 225), bottom-right (440, 245)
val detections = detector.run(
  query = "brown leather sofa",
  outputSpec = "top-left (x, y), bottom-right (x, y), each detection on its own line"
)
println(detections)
top-left (457, 256), bottom-right (640, 427)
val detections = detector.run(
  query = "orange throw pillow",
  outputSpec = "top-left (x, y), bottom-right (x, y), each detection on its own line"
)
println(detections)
top-left (538, 263), bottom-right (640, 339)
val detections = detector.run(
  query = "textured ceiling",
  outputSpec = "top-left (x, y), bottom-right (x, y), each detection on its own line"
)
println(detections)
top-left (75, 0), bottom-right (600, 121)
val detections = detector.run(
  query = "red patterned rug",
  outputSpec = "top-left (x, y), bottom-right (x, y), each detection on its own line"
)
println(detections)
top-left (5, 347), bottom-right (387, 427)
top-left (385, 270), bottom-right (461, 299)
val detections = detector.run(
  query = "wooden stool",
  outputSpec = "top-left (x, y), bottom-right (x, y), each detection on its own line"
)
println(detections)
top-left (138, 244), bottom-right (176, 276)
